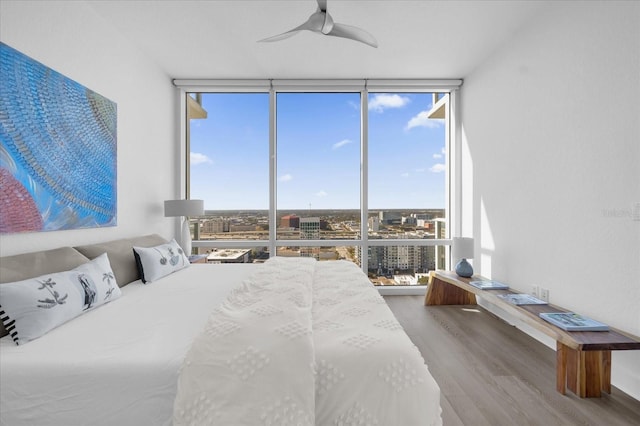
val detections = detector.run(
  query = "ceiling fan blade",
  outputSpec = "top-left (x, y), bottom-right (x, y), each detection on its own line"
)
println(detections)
top-left (258, 29), bottom-right (303, 43)
top-left (326, 22), bottom-right (378, 48)
top-left (316, 0), bottom-right (328, 12)
top-left (258, 8), bottom-right (327, 43)
top-left (258, 20), bottom-right (313, 43)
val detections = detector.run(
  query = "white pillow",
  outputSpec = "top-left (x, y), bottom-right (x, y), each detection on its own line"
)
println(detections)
top-left (0, 253), bottom-right (121, 345)
top-left (133, 239), bottom-right (190, 283)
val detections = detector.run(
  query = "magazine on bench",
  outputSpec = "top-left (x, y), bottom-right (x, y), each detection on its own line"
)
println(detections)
top-left (469, 280), bottom-right (509, 290)
top-left (539, 312), bottom-right (609, 331)
top-left (498, 293), bottom-right (547, 305)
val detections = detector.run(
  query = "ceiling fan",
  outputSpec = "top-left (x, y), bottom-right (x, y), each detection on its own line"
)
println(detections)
top-left (258, 0), bottom-right (378, 48)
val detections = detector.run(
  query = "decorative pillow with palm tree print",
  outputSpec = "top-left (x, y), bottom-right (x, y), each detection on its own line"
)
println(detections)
top-left (132, 239), bottom-right (190, 283)
top-left (0, 253), bottom-right (121, 345)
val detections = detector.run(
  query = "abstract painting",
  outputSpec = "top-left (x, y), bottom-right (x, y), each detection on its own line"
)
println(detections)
top-left (0, 42), bottom-right (117, 233)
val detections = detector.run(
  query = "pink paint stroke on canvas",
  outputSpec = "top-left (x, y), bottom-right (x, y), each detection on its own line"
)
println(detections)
top-left (0, 168), bottom-right (43, 233)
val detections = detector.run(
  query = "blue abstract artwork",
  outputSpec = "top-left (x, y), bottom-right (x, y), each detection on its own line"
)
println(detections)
top-left (0, 42), bottom-right (117, 233)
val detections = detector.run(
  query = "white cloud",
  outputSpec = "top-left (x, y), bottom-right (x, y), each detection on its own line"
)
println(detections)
top-left (430, 163), bottom-right (446, 173)
top-left (190, 152), bottom-right (213, 165)
top-left (406, 111), bottom-right (445, 130)
top-left (415, 168), bottom-right (426, 173)
top-left (316, 190), bottom-right (328, 197)
top-left (433, 153), bottom-right (442, 159)
top-left (279, 174), bottom-right (293, 182)
top-left (368, 94), bottom-right (410, 113)
top-left (400, 172), bottom-right (410, 178)
top-left (332, 139), bottom-right (353, 150)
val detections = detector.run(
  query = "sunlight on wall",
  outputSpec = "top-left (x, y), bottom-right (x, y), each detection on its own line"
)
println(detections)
top-left (479, 198), bottom-right (495, 278)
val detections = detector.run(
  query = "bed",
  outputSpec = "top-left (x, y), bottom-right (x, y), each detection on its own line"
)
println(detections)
top-left (0, 235), bottom-right (442, 426)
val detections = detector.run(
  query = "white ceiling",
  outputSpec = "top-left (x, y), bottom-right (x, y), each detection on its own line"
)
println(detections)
top-left (87, 0), bottom-right (549, 80)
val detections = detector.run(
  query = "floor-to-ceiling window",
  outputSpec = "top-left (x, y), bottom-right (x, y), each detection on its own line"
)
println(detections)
top-left (177, 80), bottom-right (459, 287)
top-left (187, 92), bottom-right (270, 261)
top-left (276, 92), bottom-right (361, 262)
top-left (367, 92), bottom-right (448, 284)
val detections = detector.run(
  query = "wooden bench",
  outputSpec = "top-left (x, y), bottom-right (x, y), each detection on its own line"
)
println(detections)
top-left (425, 271), bottom-right (640, 398)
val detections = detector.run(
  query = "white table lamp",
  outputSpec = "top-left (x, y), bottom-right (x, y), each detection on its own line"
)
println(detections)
top-left (452, 237), bottom-right (474, 278)
top-left (164, 199), bottom-right (204, 255)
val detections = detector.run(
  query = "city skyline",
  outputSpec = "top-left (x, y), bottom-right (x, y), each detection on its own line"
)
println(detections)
top-left (192, 207), bottom-right (447, 285)
top-left (189, 92), bottom-right (446, 210)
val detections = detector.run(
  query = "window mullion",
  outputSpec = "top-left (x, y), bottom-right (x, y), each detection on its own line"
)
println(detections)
top-left (268, 86), bottom-right (277, 258)
top-left (360, 88), bottom-right (369, 274)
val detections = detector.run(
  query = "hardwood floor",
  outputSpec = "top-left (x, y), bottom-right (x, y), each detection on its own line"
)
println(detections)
top-left (384, 296), bottom-right (640, 426)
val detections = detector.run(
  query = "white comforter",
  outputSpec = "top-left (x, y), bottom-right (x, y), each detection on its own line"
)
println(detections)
top-left (174, 257), bottom-right (442, 426)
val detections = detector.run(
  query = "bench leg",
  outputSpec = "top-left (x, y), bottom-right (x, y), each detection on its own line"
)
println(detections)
top-left (557, 342), bottom-right (612, 398)
top-left (601, 350), bottom-right (612, 394)
top-left (556, 342), bottom-right (567, 394)
top-left (424, 276), bottom-right (477, 306)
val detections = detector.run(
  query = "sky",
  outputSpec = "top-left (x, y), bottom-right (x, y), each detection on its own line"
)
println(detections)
top-left (189, 92), bottom-right (446, 211)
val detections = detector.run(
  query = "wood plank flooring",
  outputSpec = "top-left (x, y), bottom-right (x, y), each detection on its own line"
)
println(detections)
top-left (384, 295), bottom-right (640, 426)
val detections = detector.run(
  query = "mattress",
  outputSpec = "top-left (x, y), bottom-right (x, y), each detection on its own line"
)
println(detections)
top-left (0, 264), bottom-right (258, 426)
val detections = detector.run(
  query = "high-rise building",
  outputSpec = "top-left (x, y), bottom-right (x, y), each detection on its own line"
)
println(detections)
top-left (300, 217), bottom-right (320, 239)
top-left (402, 216), bottom-right (418, 226)
top-left (300, 217), bottom-right (320, 259)
top-left (280, 214), bottom-right (300, 229)
top-left (433, 218), bottom-right (447, 270)
top-left (363, 232), bottom-right (435, 278)
top-left (201, 219), bottom-right (229, 233)
top-left (379, 211), bottom-right (402, 225)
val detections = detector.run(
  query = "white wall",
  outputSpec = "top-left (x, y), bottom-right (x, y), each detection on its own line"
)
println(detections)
top-left (0, 0), bottom-right (177, 256)
top-left (461, 1), bottom-right (640, 399)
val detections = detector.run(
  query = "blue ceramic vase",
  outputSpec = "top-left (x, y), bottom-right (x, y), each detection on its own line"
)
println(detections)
top-left (455, 258), bottom-right (473, 278)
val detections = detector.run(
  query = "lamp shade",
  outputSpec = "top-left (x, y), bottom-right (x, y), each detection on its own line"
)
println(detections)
top-left (452, 237), bottom-right (474, 260)
top-left (164, 199), bottom-right (204, 217)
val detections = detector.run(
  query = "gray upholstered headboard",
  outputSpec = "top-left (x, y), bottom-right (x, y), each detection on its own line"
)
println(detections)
top-left (0, 246), bottom-right (91, 284)
top-left (0, 234), bottom-right (168, 338)
top-left (74, 234), bottom-right (167, 287)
